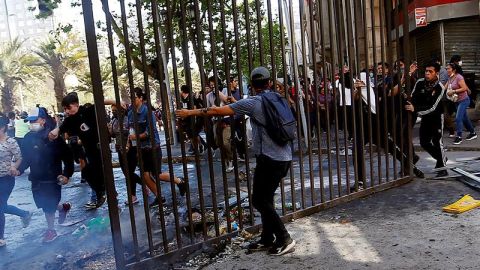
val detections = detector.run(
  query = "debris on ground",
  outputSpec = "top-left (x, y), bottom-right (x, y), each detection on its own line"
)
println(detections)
top-left (443, 194), bottom-right (480, 214)
top-left (72, 217), bottom-right (111, 239)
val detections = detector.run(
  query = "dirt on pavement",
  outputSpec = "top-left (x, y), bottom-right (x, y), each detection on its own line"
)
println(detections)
top-left (203, 177), bottom-right (480, 270)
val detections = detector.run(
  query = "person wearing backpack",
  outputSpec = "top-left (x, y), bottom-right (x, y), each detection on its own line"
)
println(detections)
top-left (176, 67), bottom-right (296, 256)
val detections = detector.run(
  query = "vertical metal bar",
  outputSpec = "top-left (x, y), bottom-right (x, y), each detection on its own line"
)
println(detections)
top-left (361, 0), bottom-right (375, 186)
top-left (231, 0), bottom-right (247, 229)
top-left (287, 0), bottom-right (304, 211)
top-left (242, 0), bottom-right (255, 223)
top-left (101, 0), bottom-right (139, 260)
top-left (254, 0), bottom-right (265, 65)
top-left (118, 0), bottom-right (160, 254)
top-left (343, 0), bottom-right (361, 192)
top-left (164, 0), bottom-right (197, 241)
top-left (80, 0), bottom-right (125, 268)
top-left (276, 0), bottom-right (292, 213)
top-left (205, 0), bottom-right (222, 236)
top-left (307, 0), bottom-right (320, 205)
top-left (298, 0), bottom-right (314, 208)
top-left (135, 0), bottom-right (178, 251)
top-left (150, 0), bottom-right (185, 249)
top-left (380, 0), bottom-right (390, 183)
top-left (192, 0), bottom-right (213, 238)
top-left (401, 0), bottom-right (413, 178)
top-left (369, 0), bottom-right (383, 186)
top-left (265, 0), bottom-right (276, 81)
top-left (219, 0), bottom-right (233, 234)
top-left (392, 0), bottom-right (401, 179)
top-left (330, 0), bottom-right (351, 197)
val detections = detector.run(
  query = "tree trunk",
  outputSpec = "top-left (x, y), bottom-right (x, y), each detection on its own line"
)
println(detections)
top-left (53, 75), bottom-right (66, 113)
top-left (120, 85), bottom-right (130, 103)
top-left (1, 79), bottom-right (15, 113)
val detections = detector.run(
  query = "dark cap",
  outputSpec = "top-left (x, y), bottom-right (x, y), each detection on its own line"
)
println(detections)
top-left (250, 67), bottom-right (270, 81)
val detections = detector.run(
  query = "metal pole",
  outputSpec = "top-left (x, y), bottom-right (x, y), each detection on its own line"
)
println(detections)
top-left (80, 0), bottom-right (125, 268)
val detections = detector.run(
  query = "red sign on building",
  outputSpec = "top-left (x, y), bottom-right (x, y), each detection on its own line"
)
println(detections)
top-left (415, 8), bottom-right (428, 27)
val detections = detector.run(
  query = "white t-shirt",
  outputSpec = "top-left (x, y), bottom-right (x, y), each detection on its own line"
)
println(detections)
top-left (336, 80), bottom-right (353, 106)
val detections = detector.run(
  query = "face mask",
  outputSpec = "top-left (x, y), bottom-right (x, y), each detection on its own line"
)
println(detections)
top-left (458, 61), bottom-right (463, 66)
top-left (29, 123), bottom-right (44, 132)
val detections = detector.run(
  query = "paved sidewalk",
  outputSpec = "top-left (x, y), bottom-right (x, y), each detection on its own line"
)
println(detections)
top-left (204, 151), bottom-right (480, 270)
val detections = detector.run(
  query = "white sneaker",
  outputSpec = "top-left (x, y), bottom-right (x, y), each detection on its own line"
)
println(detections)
top-left (0, 239), bottom-right (6, 247)
top-left (226, 162), bottom-right (234, 173)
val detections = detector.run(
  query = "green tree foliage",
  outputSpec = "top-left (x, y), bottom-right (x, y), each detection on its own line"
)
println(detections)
top-left (34, 31), bottom-right (87, 111)
top-left (0, 39), bottom-right (39, 112)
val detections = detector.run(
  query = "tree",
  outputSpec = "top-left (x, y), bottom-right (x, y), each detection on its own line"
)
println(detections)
top-left (34, 31), bottom-right (87, 111)
top-left (0, 38), bottom-right (38, 113)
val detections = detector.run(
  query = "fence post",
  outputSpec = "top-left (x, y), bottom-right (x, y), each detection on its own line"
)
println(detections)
top-left (80, 0), bottom-right (125, 268)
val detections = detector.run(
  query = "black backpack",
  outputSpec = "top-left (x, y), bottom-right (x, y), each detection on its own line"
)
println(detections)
top-left (255, 91), bottom-right (296, 146)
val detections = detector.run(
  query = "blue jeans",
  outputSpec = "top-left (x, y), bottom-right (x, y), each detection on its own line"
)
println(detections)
top-left (455, 97), bottom-right (475, 137)
top-left (0, 176), bottom-right (29, 239)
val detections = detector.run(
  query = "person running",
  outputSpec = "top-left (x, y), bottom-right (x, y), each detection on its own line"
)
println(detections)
top-left (49, 92), bottom-right (106, 209)
top-left (109, 104), bottom-right (144, 205)
top-left (445, 63), bottom-right (477, 145)
top-left (124, 88), bottom-right (187, 207)
top-left (405, 62), bottom-right (448, 177)
top-left (17, 107), bottom-right (74, 243)
top-left (0, 116), bottom-right (32, 247)
top-left (176, 67), bottom-right (296, 256)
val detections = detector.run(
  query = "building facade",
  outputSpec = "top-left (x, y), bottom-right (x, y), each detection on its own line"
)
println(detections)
top-left (0, 0), bottom-right (54, 48)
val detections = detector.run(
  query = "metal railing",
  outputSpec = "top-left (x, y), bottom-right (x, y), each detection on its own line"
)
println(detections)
top-left (79, 0), bottom-right (414, 268)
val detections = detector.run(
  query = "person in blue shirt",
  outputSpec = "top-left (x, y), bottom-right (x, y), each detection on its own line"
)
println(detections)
top-left (177, 67), bottom-right (296, 256)
top-left (122, 88), bottom-right (187, 207)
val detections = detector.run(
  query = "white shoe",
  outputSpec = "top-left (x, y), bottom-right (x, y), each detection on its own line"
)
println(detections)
top-left (0, 239), bottom-right (6, 247)
top-left (226, 162), bottom-right (234, 173)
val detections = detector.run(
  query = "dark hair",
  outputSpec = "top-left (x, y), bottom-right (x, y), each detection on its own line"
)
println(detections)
top-left (62, 92), bottom-right (79, 107)
top-left (425, 62), bottom-right (441, 72)
top-left (446, 62), bottom-right (461, 73)
top-left (7, 112), bottom-right (15, 119)
top-left (377, 62), bottom-right (390, 69)
top-left (251, 78), bottom-right (270, 89)
top-left (450, 55), bottom-right (461, 63)
top-left (431, 56), bottom-right (441, 63)
top-left (133, 87), bottom-right (146, 100)
top-left (0, 116), bottom-right (9, 132)
top-left (180, 85), bottom-right (189, 94)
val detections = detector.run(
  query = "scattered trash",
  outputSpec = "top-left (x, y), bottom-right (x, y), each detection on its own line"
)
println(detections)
top-left (72, 217), bottom-right (110, 238)
top-left (275, 202), bottom-right (301, 211)
top-left (217, 192), bottom-right (249, 209)
top-left (442, 194), bottom-right (480, 214)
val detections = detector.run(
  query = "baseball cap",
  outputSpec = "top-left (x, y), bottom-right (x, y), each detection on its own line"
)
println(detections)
top-left (27, 107), bottom-right (48, 121)
top-left (250, 67), bottom-right (270, 81)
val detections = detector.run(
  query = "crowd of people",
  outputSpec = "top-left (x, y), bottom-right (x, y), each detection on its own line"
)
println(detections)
top-left (0, 53), bottom-right (477, 255)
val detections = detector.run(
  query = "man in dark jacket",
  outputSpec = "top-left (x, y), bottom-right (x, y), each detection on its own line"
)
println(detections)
top-left (17, 107), bottom-right (74, 243)
top-left (405, 62), bottom-right (447, 176)
top-left (49, 92), bottom-right (106, 209)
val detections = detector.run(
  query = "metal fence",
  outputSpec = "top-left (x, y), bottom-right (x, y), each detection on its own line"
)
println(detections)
top-left (80, 0), bottom-right (414, 268)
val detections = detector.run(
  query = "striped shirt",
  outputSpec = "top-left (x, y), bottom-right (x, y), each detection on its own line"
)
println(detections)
top-left (229, 95), bottom-right (292, 161)
top-left (0, 137), bottom-right (21, 177)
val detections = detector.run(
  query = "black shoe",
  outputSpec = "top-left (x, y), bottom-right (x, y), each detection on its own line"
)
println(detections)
top-left (413, 167), bottom-right (425, 178)
top-left (95, 195), bottom-right (106, 208)
top-left (247, 239), bottom-right (274, 252)
top-left (466, 133), bottom-right (477, 141)
top-left (149, 196), bottom-right (166, 208)
top-left (453, 137), bottom-right (462, 145)
top-left (413, 155), bottom-right (420, 165)
top-left (268, 238), bottom-right (296, 256)
top-left (436, 170), bottom-right (448, 178)
top-left (177, 177), bottom-right (187, 196)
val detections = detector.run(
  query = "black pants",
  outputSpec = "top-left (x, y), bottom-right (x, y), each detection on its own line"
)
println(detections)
top-left (355, 110), bottom-right (417, 182)
top-left (234, 118), bottom-right (246, 158)
top-left (118, 146), bottom-right (142, 197)
top-left (84, 148), bottom-right (106, 198)
top-left (252, 155), bottom-right (291, 245)
top-left (419, 114), bottom-right (446, 168)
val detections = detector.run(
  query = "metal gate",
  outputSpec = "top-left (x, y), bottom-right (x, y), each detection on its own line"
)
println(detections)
top-left (80, 0), bottom-right (415, 268)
